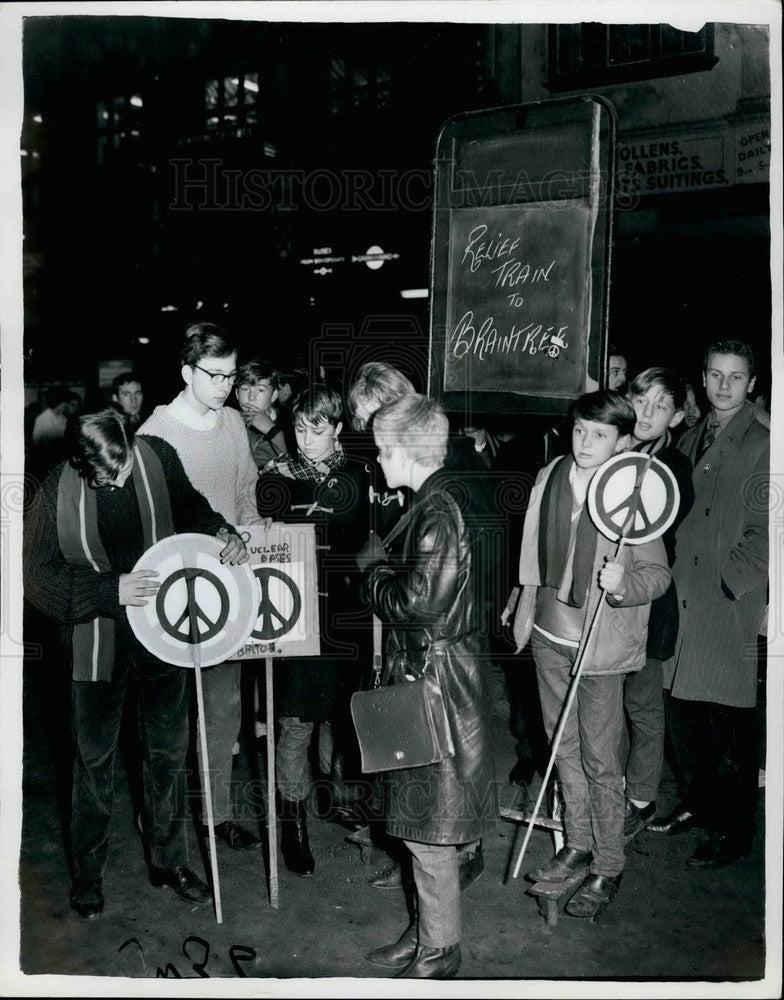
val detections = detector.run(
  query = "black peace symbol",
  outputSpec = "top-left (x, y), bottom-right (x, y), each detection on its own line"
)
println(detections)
top-left (251, 567), bottom-right (302, 640)
top-left (594, 460), bottom-right (675, 538)
top-left (156, 567), bottom-right (230, 644)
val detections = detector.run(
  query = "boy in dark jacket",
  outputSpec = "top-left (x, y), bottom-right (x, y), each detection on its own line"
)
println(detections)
top-left (623, 368), bottom-right (695, 838)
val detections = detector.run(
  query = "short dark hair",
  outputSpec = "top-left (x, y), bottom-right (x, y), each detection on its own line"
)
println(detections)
top-left (569, 389), bottom-right (636, 437)
top-left (292, 384), bottom-right (343, 426)
top-left (70, 408), bottom-right (134, 488)
top-left (181, 322), bottom-right (236, 367)
top-left (629, 367), bottom-right (687, 410)
top-left (703, 339), bottom-right (757, 378)
top-left (45, 385), bottom-right (71, 409)
top-left (112, 372), bottom-right (142, 395)
top-left (236, 359), bottom-right (279, 390)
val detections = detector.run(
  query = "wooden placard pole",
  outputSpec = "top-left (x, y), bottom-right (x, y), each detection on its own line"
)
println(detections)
top-left (265, 657), bottom-right (279, 908)
top-left (188, 580), bottom-right (223, 923)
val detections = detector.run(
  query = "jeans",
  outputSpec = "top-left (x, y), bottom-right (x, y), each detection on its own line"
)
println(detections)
top-left (197, 660), bottom-right (242, 825)
top-left (623, 657), bottom-right (665, 803)
top-left (70, 629), bottom-right (190, 880)
top-left (404, 840), bottom-right (461, 948)
top-left (276, 716), bottom-right (332, 802)
top-left (532, 632), bottom-right (626, 877)
top-left (664, 693), bottom-right (758, 849)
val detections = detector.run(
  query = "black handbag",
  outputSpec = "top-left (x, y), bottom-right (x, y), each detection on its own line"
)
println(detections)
top-left (350, 617), bottom-right (455, 773)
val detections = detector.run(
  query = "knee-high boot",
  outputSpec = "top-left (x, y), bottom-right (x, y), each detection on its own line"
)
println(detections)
top-left (280, 797), bottom-right (315, 877)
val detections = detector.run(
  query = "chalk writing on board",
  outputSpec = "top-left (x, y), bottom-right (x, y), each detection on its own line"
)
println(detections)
top-left (443, 201), bottom-right (593, 397)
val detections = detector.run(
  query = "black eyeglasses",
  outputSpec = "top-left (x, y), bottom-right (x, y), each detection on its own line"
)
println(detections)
top-left (192, 364), bottom-right (238, 386)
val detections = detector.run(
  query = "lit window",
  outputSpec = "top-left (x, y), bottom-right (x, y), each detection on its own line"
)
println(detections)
top-left (224, 76), bottom-right (239, 107)
top-left (95, 92), bottom-right (144, 164)
top-left (203, 71), bottom-right (261, 131)
top-left (244, 72), bottom-right (258, 102)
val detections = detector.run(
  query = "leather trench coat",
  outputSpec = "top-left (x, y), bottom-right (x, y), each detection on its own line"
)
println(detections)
top-left (362, 468), bottom-right (497, 845)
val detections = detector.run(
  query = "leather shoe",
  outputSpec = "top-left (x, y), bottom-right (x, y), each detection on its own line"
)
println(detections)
top-left (149, 866), bottom-right (211, 905)
top-left (208, 820), bottom-right (261, 851)
top-left (70, 878), bottom-right (104, 919)
top-left (395, 943), bottom-right (461, 979)
top-left (365, 923), bottom-right (418, 968)
top-left (624, 800), bottom-right (656, 840)
top-left (687, 833), bottom-right (749, 870)
top-left (369, 863), bottom-right (406, 889)
top-left (566, 873), bottom-right (622, 918)
top-left (529, 846), bottom-right (592, 883)
top-left (647, 806), bottom-right (697, 835)
top-left (458, 845), bottom-right (484, 891)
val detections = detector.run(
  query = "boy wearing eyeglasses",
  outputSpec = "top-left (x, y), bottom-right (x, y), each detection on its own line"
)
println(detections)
top-left (138, 322), bottom-right (262, 852)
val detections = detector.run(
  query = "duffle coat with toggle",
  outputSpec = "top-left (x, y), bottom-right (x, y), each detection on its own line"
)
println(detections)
top-left (362, 468), bottom-right (497, 846)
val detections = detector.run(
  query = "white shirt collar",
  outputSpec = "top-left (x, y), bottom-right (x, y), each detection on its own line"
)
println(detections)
top-left (166, 390), bottom-right (220, 430)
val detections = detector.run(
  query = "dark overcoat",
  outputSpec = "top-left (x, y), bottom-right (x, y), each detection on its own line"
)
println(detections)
top-left (362, 468), bottom-right (497, 845)
top-left (258, 458), bottom-right (371, 721)
top-left (664, 402), bottom-right (769, 707)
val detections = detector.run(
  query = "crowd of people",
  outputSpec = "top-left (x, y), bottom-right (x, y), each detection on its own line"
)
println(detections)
top-left (23, 325), bottom-right (770, 979)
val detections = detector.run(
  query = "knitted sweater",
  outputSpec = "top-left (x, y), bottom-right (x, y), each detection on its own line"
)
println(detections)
top-left (139, 397), bottom-right (259, 526)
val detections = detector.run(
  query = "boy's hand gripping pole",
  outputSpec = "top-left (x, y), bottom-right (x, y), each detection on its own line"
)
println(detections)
top-left (510, 454), bottom-right (653, 880)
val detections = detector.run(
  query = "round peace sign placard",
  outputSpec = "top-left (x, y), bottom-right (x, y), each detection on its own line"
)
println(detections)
top-left (127, 533), bottom-right (260, 668)
top-left (587, 453), bottom-right (680, 545)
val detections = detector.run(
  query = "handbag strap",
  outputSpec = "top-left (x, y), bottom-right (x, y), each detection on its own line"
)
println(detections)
top-left (379, 504), bottom-right (417, 549)
top-left (372, 615), bottom-right (383, 689)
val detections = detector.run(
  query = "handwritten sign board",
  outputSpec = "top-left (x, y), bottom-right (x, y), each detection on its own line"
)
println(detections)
top-left (429, 96), bottom-right (616, 417)
top-left (233, 523), bottom-right (320, 659)
top-left (444, 202), bottom-right (591, 394)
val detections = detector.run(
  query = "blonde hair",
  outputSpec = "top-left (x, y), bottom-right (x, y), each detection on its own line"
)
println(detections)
top-left (348, 362), bottom-right (416, 429)
top-left (372, 394), bottom-right (448, 468)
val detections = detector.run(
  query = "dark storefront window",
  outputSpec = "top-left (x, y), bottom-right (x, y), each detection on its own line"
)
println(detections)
top-left (548, 23), bottom-right (717, 89)
top-left (329, 57), bottom-right (393, 114)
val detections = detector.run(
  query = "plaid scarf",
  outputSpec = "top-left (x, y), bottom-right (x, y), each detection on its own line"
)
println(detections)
top-left (262, 444), bottom-right (345, 484)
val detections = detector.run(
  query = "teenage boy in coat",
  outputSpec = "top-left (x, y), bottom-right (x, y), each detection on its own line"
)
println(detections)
top-left (512, 390), bottom-right (670, 918)
top-left (649, 340), bottom-right (769, 869)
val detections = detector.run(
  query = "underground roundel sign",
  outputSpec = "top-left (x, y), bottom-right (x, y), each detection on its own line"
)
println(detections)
top-left (587, 453), bottom-right (680, 545)
top-left (126, 533), bottom-right (260, 668)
